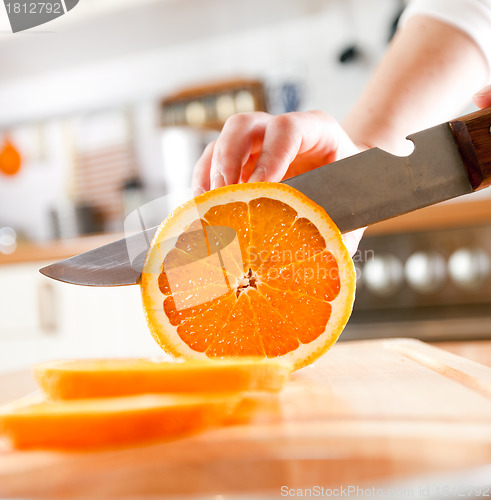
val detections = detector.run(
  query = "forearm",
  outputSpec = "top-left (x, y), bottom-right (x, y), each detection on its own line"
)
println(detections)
top-left (342, 15), bottom-right (488, 154)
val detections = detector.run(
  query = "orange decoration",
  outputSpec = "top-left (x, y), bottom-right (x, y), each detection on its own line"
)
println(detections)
top-left (0, 138), bottom-right (21, 176)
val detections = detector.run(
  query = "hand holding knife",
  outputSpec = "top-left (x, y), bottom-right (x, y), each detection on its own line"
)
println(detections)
top-left (40, 106), bottom-right (491, 287)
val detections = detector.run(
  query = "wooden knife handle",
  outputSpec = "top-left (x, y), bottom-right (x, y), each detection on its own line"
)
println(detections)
top-left (449, 106), bottom-right (491, 191)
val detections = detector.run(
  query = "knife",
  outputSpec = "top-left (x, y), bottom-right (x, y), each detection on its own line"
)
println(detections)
top-left (40, 106), bottom-right (491, 286)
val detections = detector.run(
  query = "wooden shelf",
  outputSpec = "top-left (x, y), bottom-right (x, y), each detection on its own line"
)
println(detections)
top-left (160, 78), bottom-right (267, 130)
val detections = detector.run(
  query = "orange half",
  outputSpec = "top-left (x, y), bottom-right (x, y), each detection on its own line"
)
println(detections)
top-left (141, 182), bottom-right (356, 370)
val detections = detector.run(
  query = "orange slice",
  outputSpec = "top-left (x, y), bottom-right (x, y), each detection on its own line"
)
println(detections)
top-left (141, 182), bottom-right (356, 370)
top-left (0, 393), bottom-right (237, 450)
top-left (33, 358), bottom-right (292, 400)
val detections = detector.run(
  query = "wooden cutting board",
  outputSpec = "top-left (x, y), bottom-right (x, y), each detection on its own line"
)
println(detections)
top-left (1, 338), bottom-right (491, 499)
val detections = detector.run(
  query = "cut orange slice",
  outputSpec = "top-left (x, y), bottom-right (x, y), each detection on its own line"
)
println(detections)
top-left (141, 182), bottom-right (356, 370)
top-left (33, 358), bottom-right (292, 400)
top-left (0, 393), bottom-right (237, 450)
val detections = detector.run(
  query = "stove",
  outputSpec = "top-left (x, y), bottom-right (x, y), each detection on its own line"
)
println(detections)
top-left (344, 223), bottom-right (491, 341)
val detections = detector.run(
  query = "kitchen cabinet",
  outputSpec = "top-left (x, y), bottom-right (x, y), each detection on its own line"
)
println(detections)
top-left (0, 261), bottom-right (63, 373)
top-left (0, 258), bottom-right (162, 373)
top-left (0, 262), bottom-right (53, 340)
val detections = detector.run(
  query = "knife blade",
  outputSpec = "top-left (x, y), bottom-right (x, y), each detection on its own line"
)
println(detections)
top-left (40, 226), bottom-right (158, 286)
top-left (40, 107), bottom-right (491, 286)
top-left (39, 225), bottom-right (238, 286)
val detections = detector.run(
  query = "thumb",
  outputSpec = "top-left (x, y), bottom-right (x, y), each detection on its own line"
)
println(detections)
top-left (473, 84), bottom-right (491, 109)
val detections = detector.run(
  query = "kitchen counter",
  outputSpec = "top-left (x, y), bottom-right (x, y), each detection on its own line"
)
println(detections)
top-left (366, 196), bottom-right (491, 235)
top-left (432, 340), bottom-right (491, 368)
top-left (0, 233), bottom-right (123, 265)
top-left (1, 338), bottom-right (491, 498)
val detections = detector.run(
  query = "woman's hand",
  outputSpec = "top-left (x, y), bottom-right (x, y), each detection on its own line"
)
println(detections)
top-left (191, 110), bottom-right (365, 256)
top-left (473, 84), bottom-right (491, 109)
top-left (191, 110), bottom-right (363, 196)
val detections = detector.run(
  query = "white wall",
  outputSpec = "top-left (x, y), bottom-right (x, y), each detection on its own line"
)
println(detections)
top-left (0, 0), bottom-right (400, 241)
top-left (0, 0), bottom-right (398, 125)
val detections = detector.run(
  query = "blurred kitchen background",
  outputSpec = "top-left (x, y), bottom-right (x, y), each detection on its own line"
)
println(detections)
top-left (1, 0), bottom-right (491, 372)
